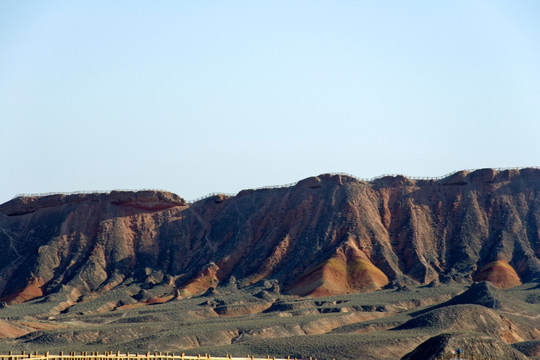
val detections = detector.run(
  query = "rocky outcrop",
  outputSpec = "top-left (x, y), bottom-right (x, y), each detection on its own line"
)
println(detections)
top-left (446, 281), bottom-right (509, 310)
top-left (0, 191), bottom-right (185, 216)
top-left (108, 190), bottom-right (186, 210)
top-left (396, 304), bottom-right (535, 343)
top-left (0, 168), bottom-right (539, 304)
top-left (401, 333), bottom-right (529, 360)
top-left (512, 340), bottom-right (540, 358)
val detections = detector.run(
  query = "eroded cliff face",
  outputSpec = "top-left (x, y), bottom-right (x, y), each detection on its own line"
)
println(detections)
top-left (0, 168), bottom-right (539, 304)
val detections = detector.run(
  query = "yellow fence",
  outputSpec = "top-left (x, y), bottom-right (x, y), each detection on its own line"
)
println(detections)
top-left (0, 352), bottom-right (310, 360)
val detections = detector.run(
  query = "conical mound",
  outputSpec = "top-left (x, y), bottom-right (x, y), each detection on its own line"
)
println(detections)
top-left (447, 281), bottom-right (505, 309)
top-left (473, 260), bottom-right (522, 289)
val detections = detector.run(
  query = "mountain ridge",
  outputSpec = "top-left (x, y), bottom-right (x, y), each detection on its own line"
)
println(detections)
top-left (0, 168), bottom-right (539, 306)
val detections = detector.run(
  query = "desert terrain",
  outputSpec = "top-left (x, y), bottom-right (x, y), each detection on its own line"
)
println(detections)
top-left (0, 168), bottom-right (539, 360)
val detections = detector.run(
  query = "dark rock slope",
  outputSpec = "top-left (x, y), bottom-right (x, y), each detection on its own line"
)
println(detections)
top-left (0, 168), bottom-right (539, 304)
top-left (401, 332), bottom-right (529, 360)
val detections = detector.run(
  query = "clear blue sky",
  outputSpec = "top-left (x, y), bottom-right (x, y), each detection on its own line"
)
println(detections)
top-left (1, 1), bottom-right (539, 203)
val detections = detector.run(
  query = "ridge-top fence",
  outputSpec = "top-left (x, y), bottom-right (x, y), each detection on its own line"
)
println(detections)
top-left (11, 167), bottom-right (540, 205)
top-left (330, 166), bottom-right (540, 183)
top-left (187, 166), bottom-right (540, 203)
top-left (0, 352), bottom-right (306, 360)
top-left (187, 192), bottom-right (240, 204)
top-left (14, 189), bottom-right (170, 200)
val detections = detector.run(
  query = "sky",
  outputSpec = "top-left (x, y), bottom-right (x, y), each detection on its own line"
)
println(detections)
top-left (1, 1), bottom-right (539, 204)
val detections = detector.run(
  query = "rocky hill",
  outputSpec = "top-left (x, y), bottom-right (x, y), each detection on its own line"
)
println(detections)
top-left (0, 168), bottom-right (539, 305)
top-left (0, 168), bottom-right (539, 360)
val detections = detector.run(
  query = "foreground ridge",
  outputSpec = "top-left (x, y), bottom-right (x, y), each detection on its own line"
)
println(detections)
top-left (0, 350), bottom-right (513, 360)
top-left (437, 351), bottom-right (500, 360)
top-left (0, 352), bottom-right (300, 360)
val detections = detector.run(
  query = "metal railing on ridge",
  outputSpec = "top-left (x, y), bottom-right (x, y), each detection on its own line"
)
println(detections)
top-left (188, 182), bottom-right (297, 204)
top-left (13, 189), bottom-right (170, 199)
top-left (11, 167), bottom-right (539, 205)
top-left (187, 166), bottom-right (539, 203)
top-left (329, 166), bottom-right (540, 183)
